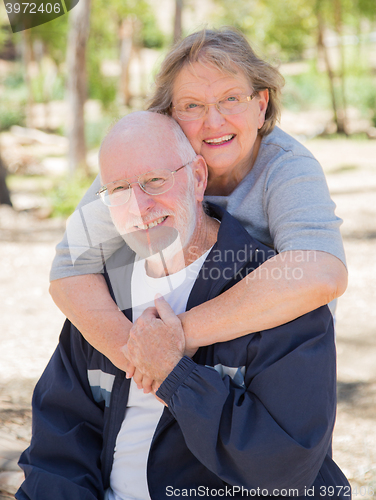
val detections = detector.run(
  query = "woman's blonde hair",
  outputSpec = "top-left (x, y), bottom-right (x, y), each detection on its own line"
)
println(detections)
top-left (146, 27), bottom-right (285, 136)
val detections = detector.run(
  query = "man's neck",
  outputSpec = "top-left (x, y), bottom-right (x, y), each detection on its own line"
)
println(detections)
top-left (145, 212), bottom-right (219, 278)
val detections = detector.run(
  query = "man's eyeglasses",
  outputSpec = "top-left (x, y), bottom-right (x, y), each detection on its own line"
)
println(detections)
top-left (96, 160), bottom-right (194, 207)
top-left (173, 91), bottom-right (259, 121)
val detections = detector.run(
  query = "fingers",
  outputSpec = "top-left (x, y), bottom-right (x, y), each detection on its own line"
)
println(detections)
top-left (141, 376), bottom-right (154, 394)
top-left (122, 342), bottom-right (156, 392)
top-left (152, 380), bottom-right (168, 407)
top-left (152, 380), bottom-right (161, 393)
top-left (154, 294), bottom-right (180, 325)
top-left (128, 369), bottom-right (155, 394)
top-left (121, 344), bottom-right (136, 379)
top-left (133, 307), bottom-right (159, 327)
top-left (133, 368), bottom-right (144, 390)
top-left (125, 364), bottom-right (136, 379)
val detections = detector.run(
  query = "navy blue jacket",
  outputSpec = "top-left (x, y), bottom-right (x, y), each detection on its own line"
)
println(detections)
top-left (17, 204), bottom-right (350, 500)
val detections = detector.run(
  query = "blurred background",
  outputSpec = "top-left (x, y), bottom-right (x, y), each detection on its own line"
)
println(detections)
top-left (0, 0), bottom-right (375, 498)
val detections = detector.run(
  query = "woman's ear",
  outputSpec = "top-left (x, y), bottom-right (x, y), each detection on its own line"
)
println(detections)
top-left (257, 89), bottom-right (269, 129)
top-left (192, 155), bottom-right (208, 202)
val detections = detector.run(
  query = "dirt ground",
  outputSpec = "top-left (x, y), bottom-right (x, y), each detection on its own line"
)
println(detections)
top-left (0, 133), bottom-right (375, 498)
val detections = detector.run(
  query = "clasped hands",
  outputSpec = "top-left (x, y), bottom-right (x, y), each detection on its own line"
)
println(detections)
top-left (122, 295), bottom-right (196, 397)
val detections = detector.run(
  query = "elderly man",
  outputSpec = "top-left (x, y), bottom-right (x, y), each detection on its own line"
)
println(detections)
top-left (17, 112), bottom-right (349, 500)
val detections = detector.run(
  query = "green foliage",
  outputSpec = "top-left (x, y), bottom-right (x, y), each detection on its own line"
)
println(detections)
top-left (283, 64), bottom-right (332, 111)
top-left (138, 10), bottom-right (165, 49)
top-left (258, 0), bottom-right (317, 59)
top-left (86, 0), bottom-right (165, 106)
top-left (28, 16), bottom-right (69, 66)
top-left (282, 54), bottom-right (376, 127)
top-left (0, 28), bottom-right (11, 55)
top-left (85, 116), bottom-right (118, 149)
top-left (356, 0), bottom-right (376, 19)
top-left (48, 172), bottom-right (97, 218)
top-left (0, 99), bottom-right (25, 130)
top-left (0, 9), bottom-right (12, 52)
top-left (30, 71), bottom-right (65, 103)
top-left (3, 67), bottom-right (25, 89)
top-left (349, 74), bottom-right (376, 126)
top-left (212, 0), bottom-right (375, 62)
top-left (0, 66), bottom-right (26, 129)
top-left (87, 67), bottom-right (118, 109)
top-left (212, 0), bottom-right (317, 60)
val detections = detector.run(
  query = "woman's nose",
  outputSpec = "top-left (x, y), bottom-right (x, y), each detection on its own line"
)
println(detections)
top-left (203, 103), bottom-right (226, 128)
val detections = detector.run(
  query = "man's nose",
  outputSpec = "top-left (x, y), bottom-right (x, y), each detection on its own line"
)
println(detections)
top-left (203, 103), bottom-right (226, 128)
top-left (127, 184), bottom-right (155, 216)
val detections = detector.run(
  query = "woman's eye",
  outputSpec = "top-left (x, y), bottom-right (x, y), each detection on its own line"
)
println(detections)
top-left (186, 103), bottom-right (199, 109)
top-left (225, 96), bottom-right (239, 102)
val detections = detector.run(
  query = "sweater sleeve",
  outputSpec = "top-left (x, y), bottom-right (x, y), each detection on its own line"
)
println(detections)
top-left (264, 153), bottom-right (346, 267)
top-left (156, 307), bottom-right (337, 495)
top-left (16, 320), bottom-right (105, 500)
top-left (49, 175), bottom-right (125, 281)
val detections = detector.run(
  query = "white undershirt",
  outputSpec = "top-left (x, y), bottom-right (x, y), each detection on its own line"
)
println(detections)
top-left (107, 249), bottom-right (211, 500)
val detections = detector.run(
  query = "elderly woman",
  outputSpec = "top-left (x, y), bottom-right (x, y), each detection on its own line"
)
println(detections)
top-left (50, 27), bottom-right (347, 375)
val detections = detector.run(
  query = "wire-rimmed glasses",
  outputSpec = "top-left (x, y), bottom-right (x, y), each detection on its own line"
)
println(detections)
top-left (96, 160), bottom-right (194, 207)
top-left (173, 91), bottom-right (259, 121)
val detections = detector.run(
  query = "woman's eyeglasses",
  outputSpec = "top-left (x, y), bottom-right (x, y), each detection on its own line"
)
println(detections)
top-left (173, 92), bottom-right (258, 121)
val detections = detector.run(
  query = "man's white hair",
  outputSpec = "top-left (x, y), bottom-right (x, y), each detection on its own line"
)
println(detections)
top-left (169, 119), bottom-right (196, 166)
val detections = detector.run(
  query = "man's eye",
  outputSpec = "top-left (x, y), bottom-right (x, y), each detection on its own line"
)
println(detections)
top-left (225, 96), bottom-right (239, 102)
top-left (110, 185), bottom-right (127, 195)
top-left (146, 177), bottom-right (166, 185)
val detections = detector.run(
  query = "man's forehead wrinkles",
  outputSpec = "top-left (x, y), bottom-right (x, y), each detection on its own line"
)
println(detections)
top-left (99, 112), bottom-right (187, 184)
top-left (102, 144), bottom-right (181, 185)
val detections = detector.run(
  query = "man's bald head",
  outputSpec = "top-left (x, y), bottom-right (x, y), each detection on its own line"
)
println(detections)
top-left (99, 111), bottom-right (195, 182)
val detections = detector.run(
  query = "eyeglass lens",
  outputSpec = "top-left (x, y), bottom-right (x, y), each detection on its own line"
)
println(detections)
top-left (100, 169), bottom-right (175, 207)
top-left (175, 95), bottom-right (251, 120)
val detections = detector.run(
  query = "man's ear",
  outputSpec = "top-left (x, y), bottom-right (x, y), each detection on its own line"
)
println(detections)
top-left (192, 155), bottom-right (207, 202)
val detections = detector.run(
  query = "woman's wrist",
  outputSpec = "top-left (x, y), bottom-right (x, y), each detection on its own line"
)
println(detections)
top-left (179, 310), bottom-right (201, 351)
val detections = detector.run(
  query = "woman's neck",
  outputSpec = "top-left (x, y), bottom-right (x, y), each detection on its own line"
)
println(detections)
top-left (206, 135), bottom-right (262, 196)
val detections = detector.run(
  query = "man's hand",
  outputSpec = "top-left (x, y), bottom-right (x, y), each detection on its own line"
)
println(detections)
top-left (124, 296), bottom-right (185, 384)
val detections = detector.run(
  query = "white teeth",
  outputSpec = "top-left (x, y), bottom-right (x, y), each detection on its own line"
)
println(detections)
top-left (136, 216), bottom-right (167, 230)
top-left (204, 134), bottom-right (234, 144)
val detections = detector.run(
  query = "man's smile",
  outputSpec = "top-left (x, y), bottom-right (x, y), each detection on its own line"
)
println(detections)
top-left (135, 216), bottom-right (168, 231)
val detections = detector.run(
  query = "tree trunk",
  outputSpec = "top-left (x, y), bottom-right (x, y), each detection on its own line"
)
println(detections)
top-left (22, 30), bottom-right (34, 129)
top-left (317, 11), bottom-right (340, 133)
top-left (173, 0), bottom-right (183, 43)
top-left (119, 17), bottom-right (134, 107)
top-left (66, 0), bottom-right (91, 175)
top-left (333, 0), bottom-right (347, 134)
top-left (0, 152), bottom-right (12, 207)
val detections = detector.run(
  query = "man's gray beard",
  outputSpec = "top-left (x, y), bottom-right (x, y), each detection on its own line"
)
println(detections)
top-left (113, 184), bottom-right (197, 262)
top-left (122, 226), bottom-right (180, 260)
